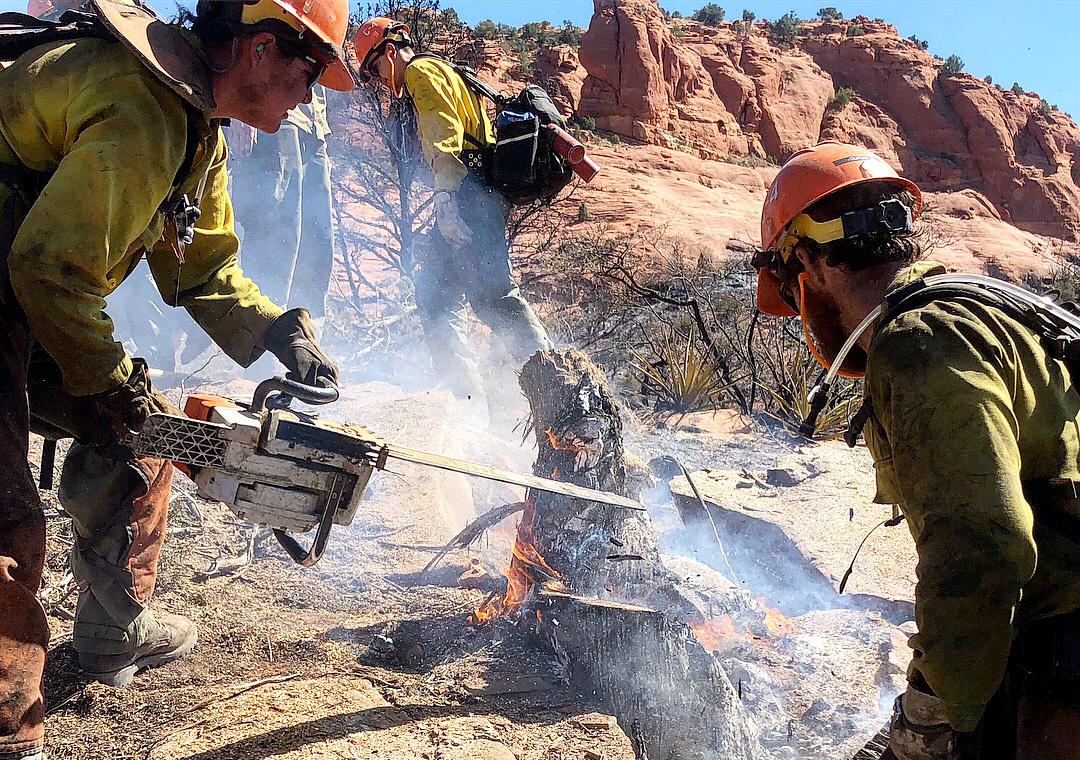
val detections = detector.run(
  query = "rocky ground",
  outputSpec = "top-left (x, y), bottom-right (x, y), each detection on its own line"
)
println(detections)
top-left (37, 376), bottom-right (917, 760)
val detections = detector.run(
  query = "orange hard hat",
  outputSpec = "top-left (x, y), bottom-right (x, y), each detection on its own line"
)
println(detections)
top-left (242, 0), bottom-right (354, 91)
top-left (352, 17), bottom-right (412, 82)
top-left (756, 141), bottom-right (922, 317)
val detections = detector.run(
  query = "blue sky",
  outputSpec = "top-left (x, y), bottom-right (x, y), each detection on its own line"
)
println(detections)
top-left (9, 1), bottom-right (1073, 116)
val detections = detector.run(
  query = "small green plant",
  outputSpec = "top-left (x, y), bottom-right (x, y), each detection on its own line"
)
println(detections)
top-left (767, 11), bottom-right (800, 48)
top-left (1011, 82), bottom-right (1024, 95)
top-left (559, 19), bottom-right (582, 46)
top-left (941, 54), bottom-right (964, 75)
top-left (1037, 99), bottom-right (1053, 118)
top-left (722, 153), bottom-right (776, 168)
top-left (846, 24), bottom-right (864, 37)
top-left (742, 9), bottom-right (755, 21)
top-left (817, 6), bottom-right (843, 21)
top-left (781, 69), bottom-right (795, 84)
top-left (762, 359), bottom-right (861, 440)
top-left (574, 114), bottom-right (597, 131)
top-left (733, 19), bottom-right (752, 40)
top-left (473, 19), bottom-right (498, 40)
top-left (907, 34), bottom-right (929, 51)
top-left (609, 133), bottom-right (622, 145)
top-left (828, 86), bottom-right (856, 109)
top-left (693, 3), bottom-right (726, 26)
top-left (577, 202), bottom-right (590, 222)
top-left (984, 74), bottom-right (993, 85)
top-left (630, 330), bottom-right (732, 419)
top-left (671, 10), bottom-right (683, 18)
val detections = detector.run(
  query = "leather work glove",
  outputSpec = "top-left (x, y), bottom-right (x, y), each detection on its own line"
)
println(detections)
top-left (887, 683), bottom-right (956, 760)
top-left (259, 308), bottom-right (339, 387)
top-left (91, 359), bottom-right (182, 444)
top-left (435, 191), bottom-right (473, 247)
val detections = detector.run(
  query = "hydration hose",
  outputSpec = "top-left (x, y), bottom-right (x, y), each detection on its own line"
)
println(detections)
top-left (799, 273), bottom-right (1080, 438)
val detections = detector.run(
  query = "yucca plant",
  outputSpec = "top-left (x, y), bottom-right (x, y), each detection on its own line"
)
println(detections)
top-left (630, 329), bottom-right (734, 422)
top-left (758, 338), bottom-right (861, 440)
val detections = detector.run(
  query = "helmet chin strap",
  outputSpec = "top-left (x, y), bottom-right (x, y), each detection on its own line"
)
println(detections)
top-left (386, 50), bottom-right (403, 98)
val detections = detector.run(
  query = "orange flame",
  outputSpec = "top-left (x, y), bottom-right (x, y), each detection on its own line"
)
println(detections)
top-left (758, 597), bottom-right (799, 636)
top-left (545, 427), bottom-right (583, 452)
top-left (469, 502), bottom-right (562, 625)
top-left (688, 615), bottom-right (753, 651)
top-left (689, 600), bottom-right (798, 651)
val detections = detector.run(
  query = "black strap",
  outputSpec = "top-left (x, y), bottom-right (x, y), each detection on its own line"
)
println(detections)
top-left (1022, 478), bottom-right (1080, 546)
top-left (0, 9), bottom-right (109, 62)
top-left (844, 397), bottom-right (875, 448)
top-left (407, 53), bottom-right (495, 151)
top-left (0, 162), bottom-right (51, 195)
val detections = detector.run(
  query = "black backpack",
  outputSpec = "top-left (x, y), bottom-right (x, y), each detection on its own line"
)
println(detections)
top-left (0, 8), bottom-right (111, 60)
top-left (411, 54), bottom-right (574, 204)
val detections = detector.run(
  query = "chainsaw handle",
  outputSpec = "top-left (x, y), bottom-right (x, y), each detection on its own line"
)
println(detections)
top-left (251, 376), bottom-right (339, 414)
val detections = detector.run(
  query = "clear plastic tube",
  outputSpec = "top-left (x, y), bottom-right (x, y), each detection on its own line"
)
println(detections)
top-left (819, 273), bottom-right (1080, 391)
top-left (802, 273), bottom-right (1078, 437)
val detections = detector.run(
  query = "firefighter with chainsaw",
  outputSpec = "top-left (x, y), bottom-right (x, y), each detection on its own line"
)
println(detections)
top-left (352, 18), bottom-right (552, 398)
top-left (0, 1), bottom-right (350, 757)
top-left (751, 140), bottom-right (1080, 759)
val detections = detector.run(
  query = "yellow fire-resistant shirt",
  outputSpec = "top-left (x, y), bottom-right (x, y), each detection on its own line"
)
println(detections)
top-left (404, 56), bottom-right (495, 192)
top-left (864, 261), bottom-right (1080, 731)
top-left (0, 36), bottom-right (282, 396)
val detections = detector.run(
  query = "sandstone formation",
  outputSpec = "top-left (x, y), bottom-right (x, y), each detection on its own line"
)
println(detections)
top-left (569, 0), bottom-right (1080, 242)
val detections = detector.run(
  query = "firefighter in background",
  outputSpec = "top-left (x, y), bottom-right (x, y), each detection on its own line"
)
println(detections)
top-left (229, 84), bottom-right (336, 320)
top-left (352, 17), bottom-right (551, 398)
top-left (751, 141), bottom-right (1080, 759)
top-left (0, 1), bottom-right (351, 757)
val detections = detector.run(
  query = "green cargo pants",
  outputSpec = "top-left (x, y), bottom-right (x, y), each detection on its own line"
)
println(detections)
top-left (412, 174), bottom-right (551, 397)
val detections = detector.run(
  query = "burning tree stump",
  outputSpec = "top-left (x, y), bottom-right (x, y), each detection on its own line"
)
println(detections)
top-left (512, 349), bottom-right (766, 760)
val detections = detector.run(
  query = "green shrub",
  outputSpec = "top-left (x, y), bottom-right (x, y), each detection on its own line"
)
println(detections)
top-left (941, 54), bottom-right (964, 75)
top-left (473, 19), bottom-right (498, 39)
top-left (767, 11), bottom-right (800, 48)
top-left (828, 86), bottom-right (855, 109)
top-left (577, 202), bottom-right (589, 222)
top-left (741, 9), bottom-right (755, 21)
top-left (846, 24), bottom-right (864, 37)
top-left (559, 20), bottom-right (582, 46)
top-left (984, 74), bottom-right (993, 86)
top-left (733, 19), bottom-right (752, 40)
top-left (692, 3), bottom-right (726, 26)
top-left (817, 6), bottom-right (843, 20)
top-left (1037, 99), bottom-right (1053, 118)
top-left (574, 114), bottom-right (597, 131)
top-left (907, 34), bottom-right (929, 51)
top-left (1011, 82), bottom-right (1024, 95)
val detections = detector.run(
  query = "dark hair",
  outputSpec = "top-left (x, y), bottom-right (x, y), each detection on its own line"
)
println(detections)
top-left (180, 2), bottom-right (304, 47)
top-left (800, 181), bottom-right (922, 272)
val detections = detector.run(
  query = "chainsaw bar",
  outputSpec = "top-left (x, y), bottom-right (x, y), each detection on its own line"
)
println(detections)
top-left (382, 444), bottom-right (646, 511)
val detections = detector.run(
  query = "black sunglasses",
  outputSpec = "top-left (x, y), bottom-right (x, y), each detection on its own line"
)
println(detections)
top-left (274, 37), bottom-right (327, 89)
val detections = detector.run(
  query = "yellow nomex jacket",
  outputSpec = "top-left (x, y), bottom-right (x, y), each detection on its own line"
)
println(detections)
top-left (0, 36), bottom-right (283, 396)
top-left (863, 261), bottom-right (1080, 731)
top-left (404, 56), bottom-right (495, 192)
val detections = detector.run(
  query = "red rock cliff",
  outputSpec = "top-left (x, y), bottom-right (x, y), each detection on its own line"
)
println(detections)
top-left (572, 0), bottom-right (1080, 241)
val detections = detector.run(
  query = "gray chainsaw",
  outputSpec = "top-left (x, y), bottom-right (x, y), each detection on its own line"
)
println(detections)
top-left (130, 377), bottom-right (643, 566)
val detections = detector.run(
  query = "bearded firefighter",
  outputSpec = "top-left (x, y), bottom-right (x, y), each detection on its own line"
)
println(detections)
top-left (351, 17), bottom-right (551, 398)
top-left (751, 140), bottom-right (1080, 759)
top-left (0, 1), bottom-right (349, 757)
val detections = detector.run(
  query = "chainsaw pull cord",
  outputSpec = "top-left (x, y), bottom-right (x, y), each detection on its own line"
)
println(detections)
top-left (839, 509), bottom-right (906, 594)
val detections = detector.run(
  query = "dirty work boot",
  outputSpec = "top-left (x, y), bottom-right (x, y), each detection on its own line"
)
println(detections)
top-left (78, 612), bottom-right (197, 688)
